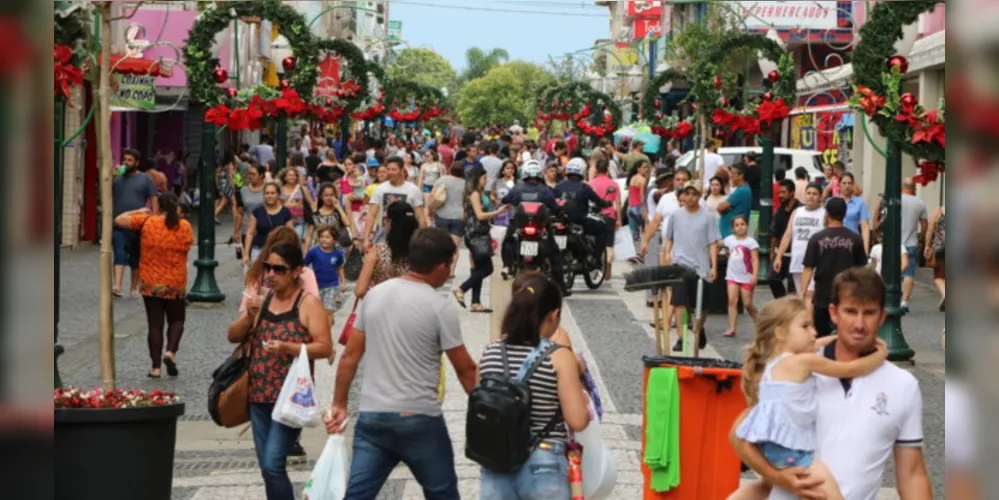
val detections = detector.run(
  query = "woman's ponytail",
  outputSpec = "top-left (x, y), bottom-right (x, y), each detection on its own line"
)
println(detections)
top-left (501, 274), bottom-right (562, 347)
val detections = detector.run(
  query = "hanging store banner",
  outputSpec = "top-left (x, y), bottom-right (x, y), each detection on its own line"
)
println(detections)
top-left (388, 20), bottom-right (402, 41)
top-left (627, 0), bottom-right (663, 19)
top-left (609, 44), bottom-right (640, 72)
top-left (109, 73), bottom-right (155, 111)
top-left (736, 1), bottom-right (839, 30)
top-left (633, 17), bottom-right (663, 39)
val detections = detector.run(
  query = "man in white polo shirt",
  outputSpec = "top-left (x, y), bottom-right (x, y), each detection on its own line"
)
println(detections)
top-left (730, 267), bottom-right (932, 499)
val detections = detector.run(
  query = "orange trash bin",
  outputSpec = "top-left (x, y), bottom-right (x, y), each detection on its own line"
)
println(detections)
top-left (640, 356), bottom-right (747, 500)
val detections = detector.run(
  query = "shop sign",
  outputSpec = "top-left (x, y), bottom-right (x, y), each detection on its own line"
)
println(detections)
top-left (110, 73), bottom-right (155, 111)
top-left (736, 1), bottom-right (838, 30)
top-left (627, 1), bottom-right (662, 19)
top-left (633, 17), bottom-right (662, 39)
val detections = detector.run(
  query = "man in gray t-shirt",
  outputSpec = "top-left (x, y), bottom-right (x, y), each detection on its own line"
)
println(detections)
top-left (479, 142), bottom-right (503, 193)
top-left (664, 183), bottom-right (721, 352)
top-left (328, 229), bottom-right (476, 498)
top-left (899, 179), bottom-right (928, 309)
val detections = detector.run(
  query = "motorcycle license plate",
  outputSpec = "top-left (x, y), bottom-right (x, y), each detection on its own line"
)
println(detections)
top-left (520, 241), bottom-right (539, 257)
top-left (555, 235), bottom-right (567, 250)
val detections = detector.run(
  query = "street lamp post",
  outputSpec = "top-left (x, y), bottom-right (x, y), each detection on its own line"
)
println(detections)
top-left (756, 128), bottom-right (775, 283)
top-left (877, 140), bottom-right (915, 362)
top-left (54, 96), bottom-right (66, 388)
top-left (188, 121), bottom-right (225, 303)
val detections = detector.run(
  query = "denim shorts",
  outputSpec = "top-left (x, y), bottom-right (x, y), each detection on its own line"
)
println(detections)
top-left (436, 217), bottom-right (466, 238)
top-left (318, 286), bottom-right (340, 312)
top-left (480, 442), bottom-right (570, 500)
top-left (112, 227), bottom-right (140, 268)
top-left (902, 245), bottom-right (919, 278)
top-left (759, 441), bottom-right (814, 470)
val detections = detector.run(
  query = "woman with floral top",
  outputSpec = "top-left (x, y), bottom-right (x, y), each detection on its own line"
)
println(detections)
top-left (353, 200), bottom-right (419, 299)
top-left (226, 242), bottom-right (331, 500)
top-left (114, 193), bottom-right (193, 378)
top-left (305, 182), bottom-right (357, 250)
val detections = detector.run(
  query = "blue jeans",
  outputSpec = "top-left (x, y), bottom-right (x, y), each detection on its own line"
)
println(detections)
top-left (627, 206), bottom-right (644, 241)
top-left (902, 245), bottom-right (918, 278)
top-left (112, 227), bottom-right (139, 267)
top-left (345, 412), bottom-right (459, 500)
top-left (480, 443), bottom-right (570, 500)
top-left (249, 403), bottom-right (302, 500)
top-left (759, 441), bottom-right (814, 470)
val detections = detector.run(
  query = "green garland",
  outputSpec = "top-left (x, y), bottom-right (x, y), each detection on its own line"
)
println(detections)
top-left (697, 33), bottom-right (794, 117)
top-left (184, 0), bottom-right (320, 107)
top-left (55, 7), bottom-right (88, 53)
top-left (536, 81), bottom-right (619, 137)
top-left (640, 68), bottom-right (689, 123)
top-left (316, 38), bottom-right (368, 114)
top-left (387, 79), bottom-right (443, 108)
top-left (852, 0), bottom-right (944, 163)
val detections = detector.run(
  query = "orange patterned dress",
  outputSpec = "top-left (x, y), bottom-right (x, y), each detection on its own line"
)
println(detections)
top-left (128, 213), bottom-right (195, 299)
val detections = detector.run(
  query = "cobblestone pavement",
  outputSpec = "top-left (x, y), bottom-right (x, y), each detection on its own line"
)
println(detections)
top-left (59, 224), bottom-right (942, 498)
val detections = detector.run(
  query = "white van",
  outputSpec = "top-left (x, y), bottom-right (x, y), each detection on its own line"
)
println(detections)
top-left (675, 147), bottom-right (826, 181)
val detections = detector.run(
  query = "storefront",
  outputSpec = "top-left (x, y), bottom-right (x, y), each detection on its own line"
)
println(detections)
top-left (788, 103), bottom-right (854, 166)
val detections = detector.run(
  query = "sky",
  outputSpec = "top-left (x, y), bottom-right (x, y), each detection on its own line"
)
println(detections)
top-left (387, 0), bottom-right (610, 71)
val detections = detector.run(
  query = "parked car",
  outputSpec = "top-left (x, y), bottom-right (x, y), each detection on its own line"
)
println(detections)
top-left (675, 147), bottom-right (826, 181)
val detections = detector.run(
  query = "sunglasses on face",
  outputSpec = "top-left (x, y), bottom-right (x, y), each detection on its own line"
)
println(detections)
top-left (262, 263), bottom-right (291, 275)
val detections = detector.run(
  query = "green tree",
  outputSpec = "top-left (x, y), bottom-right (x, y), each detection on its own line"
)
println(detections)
top-left (462, 47), bottom-right (509, 81)
top-left (458, 61), bottom-right (554, 128)
top-left (387, 47), bottom-right (458, 95)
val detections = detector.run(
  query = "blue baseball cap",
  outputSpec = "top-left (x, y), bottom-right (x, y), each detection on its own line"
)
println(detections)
top-left (366, 157), bottom-right (380, 167)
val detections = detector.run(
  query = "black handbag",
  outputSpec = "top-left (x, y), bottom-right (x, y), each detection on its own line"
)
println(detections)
top-left (466, 232), bottom-right (493, 259)
top-left (343, 246), bottom-right (364, 282)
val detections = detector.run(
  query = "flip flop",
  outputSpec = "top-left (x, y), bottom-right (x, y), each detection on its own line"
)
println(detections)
top-left (163, 356), bottom-right (179, 377)
top-left (452, 289), bottom-right (467, 309)
top-left (147, 371), bottom-right (161, 379)
top-left (112, 289), bottom-right (124, 298)
top-left (723, 330), bottom-right (737, 338)
top-left (470, 305), bottom-right (493, 313)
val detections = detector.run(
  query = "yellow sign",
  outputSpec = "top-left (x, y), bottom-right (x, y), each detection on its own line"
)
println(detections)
top-left (609, 45), bottom-right (639, 72)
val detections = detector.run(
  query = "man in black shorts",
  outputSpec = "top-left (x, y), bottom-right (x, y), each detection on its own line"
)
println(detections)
top-left (662, 182), bottom-right (722, 351)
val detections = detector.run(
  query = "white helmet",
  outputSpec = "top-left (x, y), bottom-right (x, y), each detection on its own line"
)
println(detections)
top-left (565, 157), bottom-right (587, 178)
top-left (521, 160), bottom-right (543, 180)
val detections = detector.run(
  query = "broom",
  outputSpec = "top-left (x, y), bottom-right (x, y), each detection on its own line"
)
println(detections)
top-left (622, 264), bottom-right (693, 291)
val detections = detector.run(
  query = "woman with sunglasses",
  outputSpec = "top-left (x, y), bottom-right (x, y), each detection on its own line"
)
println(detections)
top-left (227, 241), bottom-right (331, 500)
top-left (243, 182), bottom-right (295, 265)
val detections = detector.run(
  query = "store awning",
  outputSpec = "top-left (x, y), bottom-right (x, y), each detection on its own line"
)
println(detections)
top-left (796, 63), bottom-right (853, 96)
top-left (909, 30), bottom-right (945, 73)
top-left (108, 54), bottom-right (173, 77)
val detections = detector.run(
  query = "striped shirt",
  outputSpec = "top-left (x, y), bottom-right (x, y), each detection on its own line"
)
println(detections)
top-left (479, 341), bottom-right (567, 442)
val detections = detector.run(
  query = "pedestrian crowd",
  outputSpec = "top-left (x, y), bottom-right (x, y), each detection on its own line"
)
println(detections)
top-left (108, 121), bottom-right (939, 499)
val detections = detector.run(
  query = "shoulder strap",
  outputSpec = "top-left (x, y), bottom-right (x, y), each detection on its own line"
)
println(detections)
top-left (238, 290), bottom-right (273, 355)
top-left (291, 289), bottom-right (306, 310)
top-left (518, 341), bottom-right (564, 382)
top-left (500, 341), bottom-right (511, 378)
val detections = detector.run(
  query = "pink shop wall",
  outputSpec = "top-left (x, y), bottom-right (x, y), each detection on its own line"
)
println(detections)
top-left (854, 1), bottom-right (945, 36)
top-left (127, 8), bottom-right (232, 87)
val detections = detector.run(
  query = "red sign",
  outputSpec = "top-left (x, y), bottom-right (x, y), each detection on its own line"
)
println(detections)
top-left (633, 17), bottom-right (663, 38)
top-left (314, 54), bottom-right (341, 97)
top-left (627, 1), bottom-right (662, 18)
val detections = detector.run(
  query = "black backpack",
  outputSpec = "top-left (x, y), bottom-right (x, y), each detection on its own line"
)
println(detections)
top-left (465, 342), bottom-right (564, 473)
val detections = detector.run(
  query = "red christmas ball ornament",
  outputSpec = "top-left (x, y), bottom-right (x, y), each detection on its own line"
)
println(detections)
top-left (691, 103), bottom-right (698, 112)
top-left (281, 56), bottom-right (297, 73)
top-left (767, 70), bottom-right (780, 83)
top-left (212, 68), bottom-right (229, 84)
top-left (279, 79), bottom-right (291, 90)
top-left (653, 100), bottom-right (662, 110)
top-left (325, 98), bottom-right (334, 107)
top-left (720, 97), bottom-right (729, 107)
top-left (226, 88), bottom-right (239, 98)
top-left (900, 93), bottom-right (918, 108)
top-left (656, 113), bottom-right (664, 120)
top-left (713, 76), bottom-right (723, 89)
top-left (887, 55), bottom-right (909, 74)
top-left (762, 91), bottom-right (773, 102)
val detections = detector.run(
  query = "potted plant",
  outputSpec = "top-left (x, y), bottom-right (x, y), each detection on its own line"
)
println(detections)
top-left (55, 388), bottom-right (185, 500)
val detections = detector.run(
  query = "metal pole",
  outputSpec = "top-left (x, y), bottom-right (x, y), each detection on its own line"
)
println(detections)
top-left (756, 129), bottom-right (774, 283)
top-left (188, 120), bottom-right (225, 302)
top-left (877, 140), bottom-right (914, 362)
top-left (276, 119), bottom-right (288, 171)
top-left (54, 97), bottom-right (66, 388)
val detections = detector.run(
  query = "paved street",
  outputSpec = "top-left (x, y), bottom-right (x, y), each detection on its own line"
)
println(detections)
top-left (58, 220), bottom-right (944, 499)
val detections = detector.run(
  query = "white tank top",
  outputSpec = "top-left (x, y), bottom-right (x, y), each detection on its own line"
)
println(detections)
top-left (789, 206), bottom-right (826, 273)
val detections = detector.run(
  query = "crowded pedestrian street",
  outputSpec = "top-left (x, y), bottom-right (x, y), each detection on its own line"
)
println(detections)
top-left (53, 1), bottom-right (952, 499)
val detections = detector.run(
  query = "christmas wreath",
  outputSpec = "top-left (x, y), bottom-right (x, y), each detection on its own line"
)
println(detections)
top-left (184, 0), bottom-right (320, 108)
top-left (696, 33), bottom-right (795, 139)
top-left (640, 68), bottom-right (696, 140)
top-left (351, 61), bottom-right (388, 121)
top-left (54, 7), bottom-right (87, 99)
top-left (385, 80), bottom-right (448, 123)
top-left (315, 38), bottom-right (368, 118)
top-left (535, 81), bottom-right (620, 137)
top-left (849, 0), bottom-right (945, 184)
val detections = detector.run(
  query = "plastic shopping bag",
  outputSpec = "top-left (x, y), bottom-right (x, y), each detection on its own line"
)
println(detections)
top-left (574, 398), bottom-right (618, 499)
top-left (272, 344), bottom-right (319, 428)
top-left (301, 435), bottom-right (349, 500)
top-left (613, 227), bottom-right (637, 262)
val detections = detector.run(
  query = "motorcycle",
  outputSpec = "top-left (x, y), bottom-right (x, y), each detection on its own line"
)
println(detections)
top-left (558, 211), bottom-right (608, 290)
top-left (509, 202), bottom-right (553, 276)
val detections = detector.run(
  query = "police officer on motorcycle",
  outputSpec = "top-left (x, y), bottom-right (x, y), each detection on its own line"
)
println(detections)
top-left (500, 160), bottom-right (572, 296)
top-left (555, 158), bottom-right (612, 255)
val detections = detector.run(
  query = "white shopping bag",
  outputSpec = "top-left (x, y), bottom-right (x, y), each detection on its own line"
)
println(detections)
top-left (575, 399), bottom-right (618, 499)
top-left (489, 224), bottom-right (507, 252)
top-left (272, 344), bottom-right (319, 428)
top-left (613, 227), bottom-right (637, 262)
top-left (302, 435), bottom-right (349, 500)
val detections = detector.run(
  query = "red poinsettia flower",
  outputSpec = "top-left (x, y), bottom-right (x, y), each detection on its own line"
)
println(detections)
top-left (228, 108), bottom-right (251, 130)
top-left (859, 95), bottom-right (886, 117)
top-left (912, 122), bottom-right (945, 147)
top-left (674, 121), bottom-right (694, 139)
top-left (55, 44), bottom-right (74, 64)
top-left (740, 117), bottom-right (762, 136)
top-left (712, 108), bottom-right (735, 127)
top-left (204, 104), bottom-right (231, 126)
top-left (757, 99), bottom-right (790, 125)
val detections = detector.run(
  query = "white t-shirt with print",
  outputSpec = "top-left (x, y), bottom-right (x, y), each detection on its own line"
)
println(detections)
top-left (655, 192), bottom-right (681, 238)
top-left (723, 235), bottom-right (759, 284)
top-left (370, 181), bottom-right (424, 217)
top-left (703, 152), bottom-right (725, 188)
